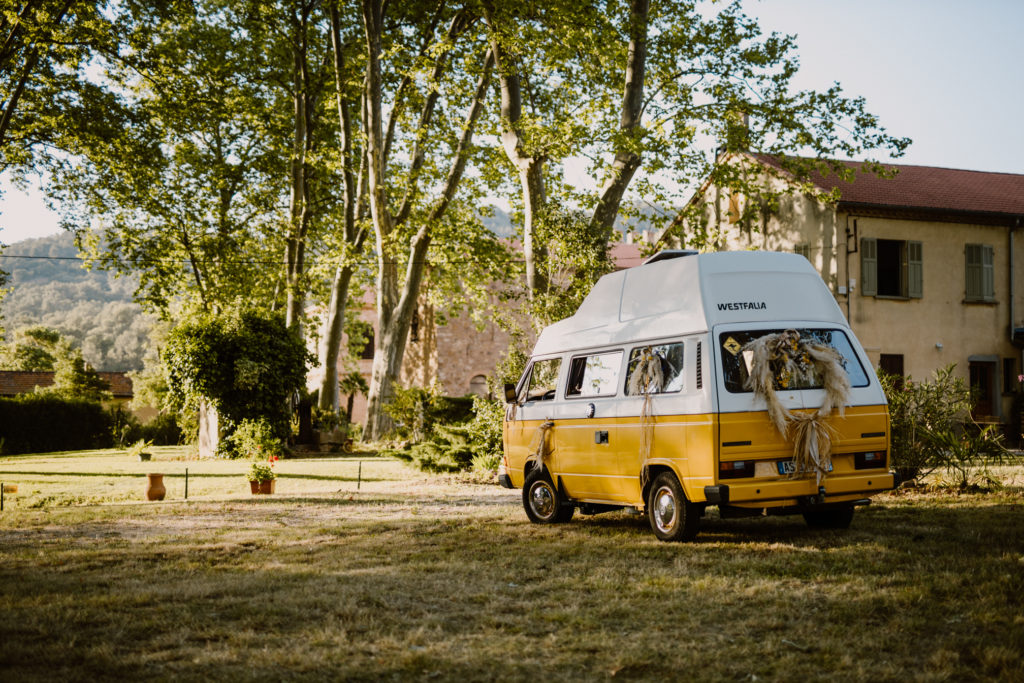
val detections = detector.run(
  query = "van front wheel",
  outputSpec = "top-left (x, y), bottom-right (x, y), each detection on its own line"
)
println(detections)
top-left (523, 469), bottom-right (574, 524)
top-left (647, 472), bottom-right (700, 542)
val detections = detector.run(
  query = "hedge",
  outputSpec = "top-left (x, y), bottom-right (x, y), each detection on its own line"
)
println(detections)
top-left (0, 394), bottom-right (113, 455)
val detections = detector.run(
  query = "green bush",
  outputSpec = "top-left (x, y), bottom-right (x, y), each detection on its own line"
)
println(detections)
top-left (385, 385), bottom-right (474, 441)
top-left (879, 364), bottom-right (1014, 485)
top-left (163, 308), bottom-right (312, 448)
top-left (139, 412), bottom-right (184, 445)
top-left (225, 418), bottom-right (284, 460)
top-left (0, 394), bottom-right (113, 454)
top-left (387, 395), bottom-right (505, 475)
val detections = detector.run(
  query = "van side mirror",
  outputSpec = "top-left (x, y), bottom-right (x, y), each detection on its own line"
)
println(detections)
top-left (503, 382), bottom-right (518, 404)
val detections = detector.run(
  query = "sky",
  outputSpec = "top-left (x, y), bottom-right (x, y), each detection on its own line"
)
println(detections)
top-left (2, 0), bottom-right (1022, 245)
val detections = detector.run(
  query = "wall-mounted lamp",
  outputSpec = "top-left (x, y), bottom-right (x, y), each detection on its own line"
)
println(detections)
top-left (935, 343), bottom-right (943, 350)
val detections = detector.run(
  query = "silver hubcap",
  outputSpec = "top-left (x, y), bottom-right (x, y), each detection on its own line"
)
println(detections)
top-left (653, 486), bottom-right (677, 533)
top-left (530, 482), bottom-right (556, 518)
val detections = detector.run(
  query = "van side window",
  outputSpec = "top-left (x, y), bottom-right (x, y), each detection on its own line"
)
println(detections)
top-left (525, 358), bottom-right (562, 401)
top-left (565, 351), bottom-right (623, 398)
top-left (625, 343), bottom-right (685, 395)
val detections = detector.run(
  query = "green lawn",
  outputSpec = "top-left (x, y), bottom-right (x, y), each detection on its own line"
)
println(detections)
top-left (1, 451), bottom-right (1022, 681)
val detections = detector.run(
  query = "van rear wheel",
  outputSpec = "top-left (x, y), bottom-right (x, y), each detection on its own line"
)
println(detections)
top-left (802, 506), bottom-right (854, 529)
top-left (523, 469), bottom-right (574, 524)
top-left (647, 471), bottom-right (700, 542)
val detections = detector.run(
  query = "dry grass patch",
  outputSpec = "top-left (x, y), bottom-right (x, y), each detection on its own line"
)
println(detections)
top-left (1, 453), bottom-right (1022, 681)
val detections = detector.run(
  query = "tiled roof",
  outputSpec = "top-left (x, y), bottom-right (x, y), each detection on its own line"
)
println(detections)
top-left (755, 154), bottom-right (1024, 222)
top-left (0, 371), bottom-right (133, 398)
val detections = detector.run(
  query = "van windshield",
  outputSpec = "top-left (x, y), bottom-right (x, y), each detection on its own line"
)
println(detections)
top-left (719, 328), bottom-right (870, 393)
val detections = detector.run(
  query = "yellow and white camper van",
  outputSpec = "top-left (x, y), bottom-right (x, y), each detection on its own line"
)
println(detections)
top-left (499, 250), bottom-right (896, 541)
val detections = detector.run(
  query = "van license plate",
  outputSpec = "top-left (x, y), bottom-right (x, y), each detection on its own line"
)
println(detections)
top-left (777, 460), bottom-right (833, 475)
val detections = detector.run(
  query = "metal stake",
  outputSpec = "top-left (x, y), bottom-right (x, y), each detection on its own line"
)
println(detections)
top-left (185, 468), bottom-right (189, 500)
top-left (357, 461), bottom-right (362, 490)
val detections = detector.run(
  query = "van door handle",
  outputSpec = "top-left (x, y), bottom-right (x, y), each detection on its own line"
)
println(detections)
top-left (594, 430), bottom-right (609, 445)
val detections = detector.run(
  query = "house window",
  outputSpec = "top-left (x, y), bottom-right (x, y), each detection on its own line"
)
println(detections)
top-left (360, 330), bottom-right (375, 360)
top-left (878, 354), bottom-right (905, 388)
top-left (969, 360), bottom-right (996, 419)
top-left (1003, 358), bottom-right (1017, 395)
top-left (861, 237), bottom-right (922, 298)
top-left (965, 244), bottom-right (995, 302)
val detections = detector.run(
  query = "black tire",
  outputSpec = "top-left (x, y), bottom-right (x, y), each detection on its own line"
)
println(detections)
top-left (647, 471), bottom-right (700, 542)
top-left (802, 506), bottom-right (855, 529)
top-left (522, 468), bottom-right (574, 524)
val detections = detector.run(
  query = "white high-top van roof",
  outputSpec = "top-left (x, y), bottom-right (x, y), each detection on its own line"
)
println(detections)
top-left (532, 251), bottom-right (846, 356)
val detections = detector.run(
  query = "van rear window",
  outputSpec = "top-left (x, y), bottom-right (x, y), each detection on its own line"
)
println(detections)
top-left (719, 328), bottom-right (869, 393)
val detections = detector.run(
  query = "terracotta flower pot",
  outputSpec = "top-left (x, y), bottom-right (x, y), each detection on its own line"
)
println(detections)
top-left (249, 479), bottom-right (276, 495)
top-left (146, 473), bottom-right (166, 501)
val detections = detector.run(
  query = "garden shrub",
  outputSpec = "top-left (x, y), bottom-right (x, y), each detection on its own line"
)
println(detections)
top-left (879, 363), bottom-right (1014, 486)
top-left (162, 308), bottom-right (312, 450)
top-left (387, 395), bottom-right (504, 474)
top-left (0, 394), bottom-right (113, 454)
top-left (385, 384), bottom-right (474, 440)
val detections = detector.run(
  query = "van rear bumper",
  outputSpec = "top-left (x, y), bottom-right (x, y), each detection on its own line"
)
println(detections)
top-left (704, 471), bottom-right (895, 506)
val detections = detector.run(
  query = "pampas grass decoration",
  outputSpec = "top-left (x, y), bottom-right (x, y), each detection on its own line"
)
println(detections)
top-left (529, 420), bottom-right (555, 474)
top-left (741, 330), bottom-right (850, 486)
top-left (629, 348), bottom-right (664, 488)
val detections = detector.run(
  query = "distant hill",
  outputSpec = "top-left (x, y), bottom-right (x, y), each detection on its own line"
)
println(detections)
top-left (1, 232), bottom-right (150, 371)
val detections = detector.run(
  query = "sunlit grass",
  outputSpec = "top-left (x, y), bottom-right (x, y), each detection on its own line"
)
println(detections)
top-left (1, 451), bottom-right (1022, 681)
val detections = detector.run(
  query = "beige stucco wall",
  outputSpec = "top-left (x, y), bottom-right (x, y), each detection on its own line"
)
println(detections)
top-left (679, 172), bottom-right (1021, 422)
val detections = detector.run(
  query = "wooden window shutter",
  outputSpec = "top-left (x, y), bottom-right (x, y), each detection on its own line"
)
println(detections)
top-left (965, 244), bottom-right (983, 300)
top-left (907, 241), bottom-right (923, 298)
top-left (982, 245), bottom-right (995, 300)
top-left (861, 237), bottom-right (877, 296)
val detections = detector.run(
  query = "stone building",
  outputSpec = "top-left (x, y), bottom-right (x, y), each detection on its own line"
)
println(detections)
top-left (660, 153), bottom-right (1024, 427)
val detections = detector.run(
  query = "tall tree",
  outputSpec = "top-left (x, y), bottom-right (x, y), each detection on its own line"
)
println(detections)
top-left (52, 1), bottom-right (283, 315)
top-left (316, 0), bottom-right (369, 413)
top-left (0, 1), bottom-right (116, 171)
top-left (359, 0), bottom-right (494, 440)
top-left (484, 0), bottom-right (910, 307)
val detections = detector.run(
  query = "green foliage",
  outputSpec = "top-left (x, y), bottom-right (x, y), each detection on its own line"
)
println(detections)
top-left (0, 394), bottom-right (113, 455)
top-left (139, 412), bottom-right (184, 446)
top-left (384, 384), bottom-right (474, 441)
top-left (879, 364), bottom-right (1014, 486)
top-left (107, 406), bottom-right (183, 448)
top-left (47, 352), bottom-right (110, 402)
top-left (927, 424), bottom-right (1014, 491)
top-left (0, 325), bottom-right (63, 370)
top-left (228, 418), bottom-right (285, 461)
top-left (162, 308), bottom-right (312, 446)
top-left (528, 207), bottom-right (615, 329)
top-left (0, 234), bottom-right (152, 371)
top-left (125, 439), bottom-right (152, 459)
top-left (246, 459), bottom-right (277, 483)
top-left (0, 324), bottom-right (111, 401)
top-left (387, 395), bottom-right (504, 475)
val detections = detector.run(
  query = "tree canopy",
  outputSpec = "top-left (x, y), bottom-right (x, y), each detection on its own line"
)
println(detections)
top-left (4, 0), bottom-right (909, 438)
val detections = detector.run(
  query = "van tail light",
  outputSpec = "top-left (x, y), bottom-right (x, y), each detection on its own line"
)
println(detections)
top-left (854, 451), bottom-right (887, 469)
top-left (719, 460), bottom-right (755, 479)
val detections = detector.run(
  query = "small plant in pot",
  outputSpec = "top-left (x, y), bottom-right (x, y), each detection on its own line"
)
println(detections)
top-left (127, 439), bottom-right (154, 462)
top-left (247, 457), bottom-right (278, 494)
